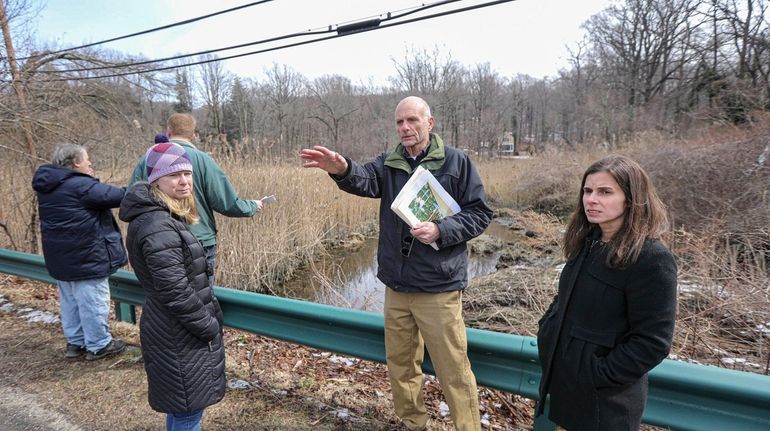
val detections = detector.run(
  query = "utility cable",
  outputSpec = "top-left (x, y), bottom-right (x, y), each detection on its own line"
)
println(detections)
top-left (34, 0), bottom-right (462, 74)
top-left (3, 0), bottom-right (278, 62)
top-left (32, 0), bottom-right (518, 82)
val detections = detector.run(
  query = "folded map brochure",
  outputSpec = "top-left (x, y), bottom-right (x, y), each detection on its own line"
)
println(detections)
top-left (390, 166), bottom-right (461, 250)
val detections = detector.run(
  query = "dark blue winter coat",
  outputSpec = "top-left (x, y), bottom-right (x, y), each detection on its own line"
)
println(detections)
top-left (32, 164), bottom-right (127, 281)
top-left (333, 133), bottom-right (493, 293)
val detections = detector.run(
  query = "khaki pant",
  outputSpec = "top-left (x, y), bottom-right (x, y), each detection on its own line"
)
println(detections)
top-left (384, 289), bottom-right (481, 431)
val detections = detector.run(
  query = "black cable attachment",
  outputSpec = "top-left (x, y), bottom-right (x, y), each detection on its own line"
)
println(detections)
top-left (337, 18), bottom-right (381, 35)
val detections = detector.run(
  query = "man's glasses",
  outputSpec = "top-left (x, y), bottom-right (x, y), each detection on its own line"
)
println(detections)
top-left (401, 236), bottom-right (414, 257)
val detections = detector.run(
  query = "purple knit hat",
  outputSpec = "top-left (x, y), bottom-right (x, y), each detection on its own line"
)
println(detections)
top-left (145, 142), bottom-right (192, 183)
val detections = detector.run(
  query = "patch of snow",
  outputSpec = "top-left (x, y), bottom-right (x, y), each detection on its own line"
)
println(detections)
top-left (20, 309), bottom-right (59, 324)
top-left (677, 281), bottom-right (703, 294)
top-left (328, 355), bottom-right (358, 367)
top-left (668, 354), bottom-right (702, 365)
top-left (720, 357), bottom-right (761, 368)
top-left (755, 323), bottom-right (770, 336)
top-left (438, 401), bottom-right (450, 417)
top-left (677, 280), bottom-right (732, 299)
top-left (227, 379), bottom-right (252, 390)
top-left (0, 297), bottom-right (59, 322)
top-left (335, 408), bottom-right (350, 421)
top-left (481, 413), bottom-right (491, 427)
top-left (494, 217), bottom-right (514, 227)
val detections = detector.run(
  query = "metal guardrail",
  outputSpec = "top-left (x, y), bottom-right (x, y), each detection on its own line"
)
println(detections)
top-left (1, 248), bottom-right (769, 430)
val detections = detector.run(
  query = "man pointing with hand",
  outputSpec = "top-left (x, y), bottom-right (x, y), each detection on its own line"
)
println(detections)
top-left (301, 96), bottom-right (492, 431)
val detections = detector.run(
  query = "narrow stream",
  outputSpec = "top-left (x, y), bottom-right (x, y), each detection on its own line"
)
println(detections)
top-left (279, 220), bottom-right (512, 312)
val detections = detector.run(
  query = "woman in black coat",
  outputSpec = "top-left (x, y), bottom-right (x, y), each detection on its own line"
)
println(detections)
top-left (119, 142), bottom-right (225, 431)
top-left (536, 155), bottom-right (678, 431)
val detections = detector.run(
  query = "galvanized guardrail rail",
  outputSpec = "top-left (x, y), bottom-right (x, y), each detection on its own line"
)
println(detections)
top-left (1, 248), bottom-right (768, 430)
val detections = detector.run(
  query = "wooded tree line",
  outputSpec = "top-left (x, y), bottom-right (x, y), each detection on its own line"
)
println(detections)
top-left (1, 0), bottom-right (769, 165)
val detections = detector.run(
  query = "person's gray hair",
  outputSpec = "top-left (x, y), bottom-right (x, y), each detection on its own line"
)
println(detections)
top-left (51, 144), bottom-right (86, 168)
top-left (397, 96), bottom-right (432, 118)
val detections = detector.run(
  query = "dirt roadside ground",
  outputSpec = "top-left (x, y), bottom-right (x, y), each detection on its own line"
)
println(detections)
top-left (0, 275), bottom-right (533, 431)
top-left (0, 276), bottom-right (396, 431)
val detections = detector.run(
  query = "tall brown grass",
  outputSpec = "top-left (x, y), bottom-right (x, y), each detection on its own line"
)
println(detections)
top-left (212, 158), bottom-right (379, 290)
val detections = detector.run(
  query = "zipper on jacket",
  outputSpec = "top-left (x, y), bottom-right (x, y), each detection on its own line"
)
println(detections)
top-left (208, 341), bottom-right (213, 351)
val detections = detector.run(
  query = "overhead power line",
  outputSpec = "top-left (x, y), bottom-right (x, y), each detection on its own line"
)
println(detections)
top-left (3, 0), bottom-right (278, 62)
top-left (36, 0), bottom-right (462, 74)
top-left (43, 0), bottom-right (517, 82)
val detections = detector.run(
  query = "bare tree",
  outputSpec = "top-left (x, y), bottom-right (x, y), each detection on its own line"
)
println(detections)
top-left (262, 63), bottom-right (305, 158)
top-left (585, 0), bottom-right (702, 132)
top-left (711, 0), bottom-right (770, 120)
top-left (0, 0), bottom-right (36, 170)
top-left (174, 69), bottom-right (194, 112)
top-left (223, 77), bottom-right (255, 152)
top-left (390, 45), bottom-right (449, 94)
top-left (196, 54), bottom-right (231, 138)
top-left (307, 75), bottom-right (359, 154)
top-left (468, 62), bottom-right (505, 155)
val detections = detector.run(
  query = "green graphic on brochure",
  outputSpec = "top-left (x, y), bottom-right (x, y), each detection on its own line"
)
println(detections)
top-left (408, 183), bottom-right (443, 222)
top-left (390, 166), bottom-right (461, 250)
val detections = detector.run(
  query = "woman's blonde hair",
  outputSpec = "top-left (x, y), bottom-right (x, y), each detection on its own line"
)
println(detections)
top-left (150, 183), bottom-right (199, 225)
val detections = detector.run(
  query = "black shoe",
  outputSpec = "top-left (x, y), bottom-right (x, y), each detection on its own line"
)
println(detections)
top-left (85, 339), bottom-right (126, 361)
top-left (65, 343), bottom-right (86, 359)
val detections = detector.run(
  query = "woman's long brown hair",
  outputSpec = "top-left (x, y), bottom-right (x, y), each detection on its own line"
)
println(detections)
top-left (563, 155), bottom-right (669, 269)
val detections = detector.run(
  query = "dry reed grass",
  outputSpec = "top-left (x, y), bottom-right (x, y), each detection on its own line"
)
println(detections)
top-left (211, 158), bottom-right (378, 292)
top-left (670, 226), bottom-right (770, 373)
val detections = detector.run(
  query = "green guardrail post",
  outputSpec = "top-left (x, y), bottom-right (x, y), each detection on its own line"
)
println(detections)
top-left (114, 301), bottom-right (136, 324)
top-left (109, 278), bottom-right (136, 323)
top-left (533, 399), bottom-right (557, 431)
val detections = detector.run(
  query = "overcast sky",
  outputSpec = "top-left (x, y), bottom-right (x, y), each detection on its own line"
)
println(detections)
top-left (33, 0), bottom-right (613, 85)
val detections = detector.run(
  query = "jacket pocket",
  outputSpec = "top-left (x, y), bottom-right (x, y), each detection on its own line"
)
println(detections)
top-left (570, 325), bottom-right (619, 349)
top-left (104, 235), bottom-right (127, 269)
top-left (563, 325), bottom-right (622, 386)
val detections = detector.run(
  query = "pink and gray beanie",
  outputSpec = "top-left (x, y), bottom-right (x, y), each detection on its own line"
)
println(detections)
top-left (145, 142), bottom-right (192, 183)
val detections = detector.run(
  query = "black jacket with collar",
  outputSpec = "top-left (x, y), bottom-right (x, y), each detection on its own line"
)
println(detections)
top-left (333, 133), bottom-right (493, 293)
top-left (119, 183), bottom-right (225, 414)
top-left (536, 235), bottom-right (678, 431)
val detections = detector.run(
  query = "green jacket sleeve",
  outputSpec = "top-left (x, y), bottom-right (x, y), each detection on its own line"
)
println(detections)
top-left (128, 157), bottom-right (147, 188)
top-left (199, 152), bottom-right (257, 217)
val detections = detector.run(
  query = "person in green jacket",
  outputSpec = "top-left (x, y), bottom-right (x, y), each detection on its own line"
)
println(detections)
top-left (129, 113), bottom-right (261, 282)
